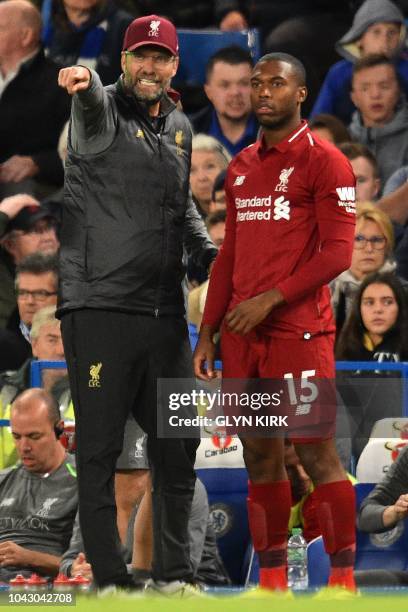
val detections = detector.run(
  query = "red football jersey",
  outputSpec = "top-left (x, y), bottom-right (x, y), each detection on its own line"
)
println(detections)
top-left (202, 121), bottom-right (356, 339)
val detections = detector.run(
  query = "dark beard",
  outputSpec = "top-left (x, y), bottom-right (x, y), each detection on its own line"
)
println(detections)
top-left (133, 88), bottom-right (164, 106)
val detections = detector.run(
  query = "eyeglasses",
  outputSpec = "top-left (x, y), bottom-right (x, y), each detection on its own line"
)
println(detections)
top-left (16, 289), bottom-right (57, 301)
top-left (124, 51), bottom-right (175, 68)
top-left (354, 234), bottom-right (386, 250)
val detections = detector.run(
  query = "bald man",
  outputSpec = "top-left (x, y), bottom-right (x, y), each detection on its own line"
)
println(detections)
top-left (0, 0), bottom-right (70, 198)
top-left (0, 388), bottom-right (77, 580)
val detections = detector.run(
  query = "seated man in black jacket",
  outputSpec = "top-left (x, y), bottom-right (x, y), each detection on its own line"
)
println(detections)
top-left (0, 0), bottom-right (70, 199)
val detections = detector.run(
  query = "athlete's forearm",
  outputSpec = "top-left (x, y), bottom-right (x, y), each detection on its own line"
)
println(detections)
top-left (276, 231), bottom-right (355, 304)
top-left (21, 549), bottom-right (61, 577)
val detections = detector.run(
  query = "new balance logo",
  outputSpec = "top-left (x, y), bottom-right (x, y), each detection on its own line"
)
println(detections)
top-left (336, 187), bottom-right (355, 201)
top-left (273, 195), bottom-right (290, 221)
top-left (233, 175), bottom-right (246, 186)
top-left (295, 404), bottom-right (311, 416)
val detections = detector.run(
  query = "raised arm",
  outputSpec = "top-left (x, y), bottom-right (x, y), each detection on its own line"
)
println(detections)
top-left (58, 66), bottom-right (116, 155)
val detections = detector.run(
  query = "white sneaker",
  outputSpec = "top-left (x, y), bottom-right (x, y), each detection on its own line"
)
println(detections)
top-left (145, 579), bottom-right (203, 597)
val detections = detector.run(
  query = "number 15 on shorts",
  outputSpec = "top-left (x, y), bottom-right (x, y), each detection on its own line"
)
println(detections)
top-left (284, 370), bottom-right (318, 416)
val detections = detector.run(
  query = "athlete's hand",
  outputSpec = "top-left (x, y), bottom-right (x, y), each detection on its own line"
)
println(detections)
top-left (58, 66), bottom-right (91, 95)
top-left (193, 326), bottom-right (217, 380)
top-left (71, 552), bottom-right (93, 580)
top-left (0, 541), bottom-right (30, 566)
top-left (383, 494), bottom-right (408, 528)
top-left (226, 288), bottom-right (285, 335)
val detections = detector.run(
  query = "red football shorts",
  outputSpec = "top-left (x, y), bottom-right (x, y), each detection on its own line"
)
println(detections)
top-left (220, 328), bottom-right (336, 442)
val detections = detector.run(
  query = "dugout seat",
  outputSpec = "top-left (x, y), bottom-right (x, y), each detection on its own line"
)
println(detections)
top-left (308, 483), bottom-right (408, 587)
top-left (369, 418), bottom-right (408, 440)
top-left (173, 29), bottom-right (261, 88)
top-left (356, 438), bottom-right (408, 483)
top-left (195, 435), bottom-right (249, 584)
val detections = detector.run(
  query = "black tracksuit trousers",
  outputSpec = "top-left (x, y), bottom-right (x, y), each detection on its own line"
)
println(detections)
top-left (61, 309), bottom-right (198, 587)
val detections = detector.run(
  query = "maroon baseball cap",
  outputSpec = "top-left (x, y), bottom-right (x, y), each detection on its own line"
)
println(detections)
top-left (122, 15), bottom-right (179, 56)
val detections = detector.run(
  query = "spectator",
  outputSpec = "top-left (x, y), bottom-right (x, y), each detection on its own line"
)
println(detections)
top-left (336, 272), bottom-right (408, 459)
top-left (209, 169), bottom-right (227, 213)
top-left (354, 444), bottom-right (408, 586)
top-left (0, 253), bottom-right (59, 372)
top-left (331, 203), bottom-right (396, 330)
top-left (336, 271), bottom-right (408, 361)
top-left (126, 1), bottom-right (215, 28)
top-left (206, 209), bottom-right (226, 248)
top-left (311, 0), bottom-right (408, 124)
top-left (0, 199), bottom-right (59, 365)
top-left (0, 306), bottom-right (71, 470)
top-left (308, 113), bottom-right (350, 145)
top-left (190, 135), bottom-right (231, 219)
top-left (188, 210), bottom-right (226, 329)
top-left (61, 478), bottom-right (231, 587)
top-left (349, 54), bottom-right (408, 187)
top-left (188, 136), bottom-right (228, 287)
top-left (41, 0), bottom-right (134, 86)
top-left (189, 46), bottom-right (258, 156)
top-left (339, 142), bottom-right (381, 202)
top-left (0, 388), bottom-right (77, 580)
top-left (358, 444), bottom-right (408, 532)
top-left (0, 0), bottom-right (71, 199)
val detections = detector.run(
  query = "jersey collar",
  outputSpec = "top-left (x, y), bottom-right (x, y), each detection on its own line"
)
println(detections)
top-left (259, 120), bottom-right (309, 154)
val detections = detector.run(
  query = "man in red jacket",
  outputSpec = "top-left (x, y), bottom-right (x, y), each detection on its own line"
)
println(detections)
top-left (194, 52), bottom-right (357, 592)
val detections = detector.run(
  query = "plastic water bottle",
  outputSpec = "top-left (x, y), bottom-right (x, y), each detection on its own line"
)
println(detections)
top-left (287, 528), bottom-right (308, 590)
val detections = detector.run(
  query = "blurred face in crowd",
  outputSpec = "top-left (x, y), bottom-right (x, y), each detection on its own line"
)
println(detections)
top-left (359, 22), bottom-right (401, 58)
top-left (32, 321), bottom-right (64, 361)
top-left (190, 150), bottom-right (226, 214)
top-left (309, 126), bottom-right (334, 143)
top-left (63, 0), bottom-right (100, 26)
top-left (11, 398), bottom-right (63, 474)
top-left (360, 282), bottom-right (399, 345)
top-left (4, 218), bottom-right (59, 264)
top-left (208, 221), bottom-right (225, 248)
top-left (16, 271), bottom-right (58, 326)
top-left (205, 61), bottom-right (252, 122)
top-left (350, 156), bottom-right (381, 201)
top-left (121, 45), bottom-right (178, 111)
top-left (351, 63), bottom-right (400, 127)
top-left (209, 188), bottom-right (227, 213)
top-left (350, 218), bottom-right (387, 280)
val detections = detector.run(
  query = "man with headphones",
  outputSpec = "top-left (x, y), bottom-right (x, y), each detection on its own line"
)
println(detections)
top-left (0, 388), bottom-right (78, 581)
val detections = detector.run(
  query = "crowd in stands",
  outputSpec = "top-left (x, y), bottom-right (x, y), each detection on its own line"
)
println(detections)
top-left (2, 0), bottom-right (408, 589)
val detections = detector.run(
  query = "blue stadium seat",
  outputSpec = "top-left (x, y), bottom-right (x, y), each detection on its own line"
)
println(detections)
top-left (174, 28), bottom-right (261, 87)
top-left (196, 466), bottom-right (249, 584)
top-left (307, 536), bottom-right (330, 587)
top-left (308, 483), bottom-right (408, 586)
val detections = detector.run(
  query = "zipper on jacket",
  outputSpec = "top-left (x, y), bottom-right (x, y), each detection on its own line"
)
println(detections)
top-left (153, 129), bottom-right (166, 318)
